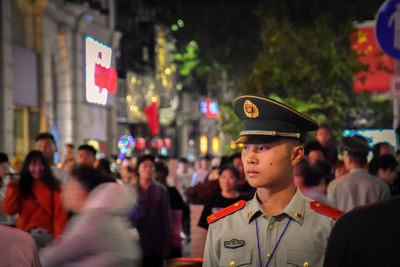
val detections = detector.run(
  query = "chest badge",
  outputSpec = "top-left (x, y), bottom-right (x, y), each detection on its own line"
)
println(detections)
top-left (224, 238), bottom-right (245, 249)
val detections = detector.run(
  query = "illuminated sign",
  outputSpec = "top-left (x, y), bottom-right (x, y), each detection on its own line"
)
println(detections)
top-left (85, 36), bottom-right (117, 105)
top-left (343, 129), bottom-right (397, 148)
top-left (200, 136), bottom-right (208, 154)
top-left (212, 137), bottom-right (219, 153)
top-left (200, 99), bottom-right (219, 118)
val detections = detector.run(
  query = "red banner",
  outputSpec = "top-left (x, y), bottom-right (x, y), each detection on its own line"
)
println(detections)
top-left (143, 102), bottom-right (160, 137)
top-left (94, 63), bottom-right (118, 94)
top-left (352, 24), bottom-right (394, 92)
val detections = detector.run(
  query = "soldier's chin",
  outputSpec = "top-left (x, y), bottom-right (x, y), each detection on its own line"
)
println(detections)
top-left (247, 179), bottom-right (260, 188)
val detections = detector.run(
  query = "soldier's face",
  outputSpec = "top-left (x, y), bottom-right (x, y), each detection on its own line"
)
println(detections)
top-left (241, 140), bottom-right (303, 188)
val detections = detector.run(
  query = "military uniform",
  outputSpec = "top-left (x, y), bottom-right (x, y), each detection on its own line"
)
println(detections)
top-left (203, 190), bottom-right (341, 267)
top-left (202, 95), bottom-right (343, 267)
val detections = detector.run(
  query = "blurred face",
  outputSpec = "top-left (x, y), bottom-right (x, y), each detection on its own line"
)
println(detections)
top-left (0, 162), bottom-right (9, 178)
top-left (242, 140), bottom-right (303, 188)
top-left (63, 177), bottom-right (88, 213)
top-left (65, 145), bottom-right (73, 155)
top-left (29, 158), bottom-right (45, 180)
top-left (232, 158), bottom-right (244, 179)
top-left (77, 150), bottom-right (96, 167)
top-left (316, 127), bottom-right (331, 147)
top-left (201, 159), bottom-right (210, 170)
top-left (138, 159), bottom-right (154, 181)
top-left (334, 165), bottom-right (347, 178)
top-left (219, 169), bottom-right (237, 193)
top-left (308, 150), bottom-right (325, 166)
top-left (36, 139), bottom-right (55, 164)
top-left (377, 168), bottom-right (397, 185)
top-left (63, 155), bottom-right (75, 173)
top-left (380, 144), bottom-right (394, 156)
top-left (178, 162), bottom-right (188, 173)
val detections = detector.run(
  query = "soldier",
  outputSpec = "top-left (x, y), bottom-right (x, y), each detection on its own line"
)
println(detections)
top-left (203, 95), bottom-right (343, 267)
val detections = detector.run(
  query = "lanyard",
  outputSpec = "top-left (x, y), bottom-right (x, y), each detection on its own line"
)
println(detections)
top-left (255, 217), bottom-right (291, 267)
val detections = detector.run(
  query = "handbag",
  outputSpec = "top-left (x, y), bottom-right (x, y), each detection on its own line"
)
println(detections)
top-left (28, 191), bottom-right (54, 248)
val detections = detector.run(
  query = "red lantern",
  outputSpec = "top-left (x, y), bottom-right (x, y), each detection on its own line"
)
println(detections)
top-left (154, 138), bottom-right (163, 149)
top-left (136, 138), bottom-right (146, 150)
top-left (163, 138), bottom-right (171, 149)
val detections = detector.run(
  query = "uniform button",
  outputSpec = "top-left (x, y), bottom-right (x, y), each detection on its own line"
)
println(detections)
top-left (268, 224), bottom-right (273, 230)
top-left (295, 212), bottom-right (303, 219)
top-left (303, 261), bottom-right (310, 267)
top-left (316, 202), bottom-right (322, 207)
top-left (267, 253), bottom-right (271, 258)
top-left (230, 261), bottom-right (235, 267)
top-left (248, 212), bottom-right (252, 218)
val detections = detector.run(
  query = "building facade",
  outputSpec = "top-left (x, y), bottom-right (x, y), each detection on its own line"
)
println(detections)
top-left (0, 0), bottom-right (121, 160)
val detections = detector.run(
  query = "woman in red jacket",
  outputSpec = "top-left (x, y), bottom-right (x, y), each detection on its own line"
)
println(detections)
top-left (2, 150), bottom-right (67, 247)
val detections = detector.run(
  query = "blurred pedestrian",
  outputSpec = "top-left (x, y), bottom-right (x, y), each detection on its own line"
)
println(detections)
top-left (154, 161), bottom-right (188, 258)
top-left (76, 144), bottom-right (97, 168)
top-left (62, 154), bottom-right (75, 173)
top-left (94, 157), bottom-right (116, 181)
top-left (132, 154), bottom-right (171, 267)
top-left (323, 195), bottom-right (400, 267)
top-left (327, 135), bottom-right (390, 212)
top-left (2, 150), bottom-right (68, 248)
top-left (64, 143), bottom-right (74, 157)
top-left (372, 141), bottom-right (394, 157)
top-left (35, 132), bottom-right (66, 182)
top-left (369, 154), bottom-right (400, 196)
top-left (190, 154), bottom-right (212, 186)
top-left (198, 164), bottom-right (247, 230)
top-left (176, 157), bottom-right (192, 198)
top-left (332, 159), bottom-right (347, 180)
top-left (294, 159), bottom-right (331, 205)
top-left (120, 161), bottom-right (137, 186)
top-left (0, 224), bottom-right (40, 266)
top-left (0, 152), bottom-right (16, 226)
top-left (40, 167), bottom-right (141, 266)
top-left (315, 124), bottom-right (338, 165)
top-left (304, 140), bottom-right (326, 166)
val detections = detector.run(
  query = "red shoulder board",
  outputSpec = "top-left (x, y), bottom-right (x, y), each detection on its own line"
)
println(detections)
top-left (310, 201), bottom-right (345, 220)
top-left (207, 200), bottom-right (246, 224)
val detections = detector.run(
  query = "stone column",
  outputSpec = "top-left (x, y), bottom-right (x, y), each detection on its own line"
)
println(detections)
top-left (0, 0), bottom-right (14, 155)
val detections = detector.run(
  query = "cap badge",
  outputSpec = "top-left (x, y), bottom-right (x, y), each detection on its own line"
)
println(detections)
top-left (243, 100), bottom-right (259, 118)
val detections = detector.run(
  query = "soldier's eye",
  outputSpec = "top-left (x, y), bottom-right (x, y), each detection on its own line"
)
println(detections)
top-left (257, 145), bottom-right (269, 152)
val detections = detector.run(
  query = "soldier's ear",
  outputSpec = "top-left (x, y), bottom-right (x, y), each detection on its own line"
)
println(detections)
top-left (291, 146), bottom-right (304, 166)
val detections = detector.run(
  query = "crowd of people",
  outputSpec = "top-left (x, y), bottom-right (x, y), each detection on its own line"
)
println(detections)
top-left (0, 107), bottom-right (400, 266)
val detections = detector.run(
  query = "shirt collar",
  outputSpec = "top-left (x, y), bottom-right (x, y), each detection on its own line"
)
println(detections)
top-left (246, 188), bottom-right (305, 225)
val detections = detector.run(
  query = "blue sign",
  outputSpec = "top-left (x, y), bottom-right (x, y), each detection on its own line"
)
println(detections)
top-left (376, 0), bottom-right (400, 59)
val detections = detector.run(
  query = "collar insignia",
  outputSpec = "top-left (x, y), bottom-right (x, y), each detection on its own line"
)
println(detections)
top-left (243, 100), bottom-right (259, 118)
top-left (224, 238), bottom-right (245, 249)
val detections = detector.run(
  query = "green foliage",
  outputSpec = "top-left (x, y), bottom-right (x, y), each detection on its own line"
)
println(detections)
top-left (172, 41), bottom-right (200, 77)
top-left (237, 1), bottom-right (393, 133)
top-left (218, 104), bottom-right (243, 153)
